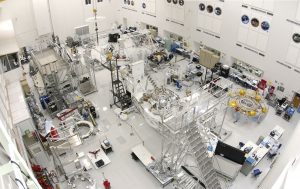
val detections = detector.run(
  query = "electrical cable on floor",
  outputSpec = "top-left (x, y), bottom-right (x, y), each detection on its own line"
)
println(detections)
top-left (121, 114), bottom-right (145, 145)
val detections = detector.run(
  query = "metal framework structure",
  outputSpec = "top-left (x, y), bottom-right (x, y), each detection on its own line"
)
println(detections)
top-left (0, 120), bottom-right (43, 189)
top-left (133, 77), bottom-right (233, 189)
top-left (70, 47), bottom-right (98, 96)
top-left (47, 116), bottom-right (96, 177)
top-left (31, 42), bottom-right (76, 117)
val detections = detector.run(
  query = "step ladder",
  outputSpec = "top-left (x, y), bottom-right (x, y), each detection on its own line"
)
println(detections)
top-left (113, 80), bottom-right (132, 110)
top-left (186, 126), bottom-right (222, 189)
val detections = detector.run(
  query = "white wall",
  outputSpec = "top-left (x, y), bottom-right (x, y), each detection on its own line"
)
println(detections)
top-left (117, 0), bottom-right (300, 99)
top-left (32, 0), bottom-right (52, 36)
top-left (0, 0), bottom-right (38, 47)
top-left (3, 68), bottom-right (22, 84)
top-left (49, 0), bottom-right (118, 41)
top-left (0, 0), bottom-right (119, 48)
top-left (0, 19), bottom-right (19, 56)
top-left (0, 56), bottom-right (19, 189)
top-left (0, 38), bottom-right (19, 56)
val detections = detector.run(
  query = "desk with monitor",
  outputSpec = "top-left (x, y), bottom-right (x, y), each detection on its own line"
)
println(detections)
top-left (131, 144), bottom-right (173, 187)
top-left (240, 126), bottom-right (284, 175)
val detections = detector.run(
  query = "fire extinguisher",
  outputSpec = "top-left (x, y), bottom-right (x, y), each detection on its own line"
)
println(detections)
top-left (102, 172), bottom-right (111, 189)
top-left (50, 127), bottom-right (59, 139)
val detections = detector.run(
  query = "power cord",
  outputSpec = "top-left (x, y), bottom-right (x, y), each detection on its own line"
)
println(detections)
top-left (10, 160), bottom-right (30, 179)
top-left (10, 175), bottom-right (27, 189)
top-left (10, 160), bottom-right (41, 188)
top-left (14, 178), bottom-right (27, 189)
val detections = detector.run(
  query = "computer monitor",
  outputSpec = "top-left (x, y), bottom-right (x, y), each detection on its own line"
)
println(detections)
top-left (215, 141), bottom-right (246, 165)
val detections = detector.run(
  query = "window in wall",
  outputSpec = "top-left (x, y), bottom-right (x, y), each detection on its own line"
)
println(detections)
top-left (232, 58), bottom-right (264, 78)
top-left (145, 24), bottom-right (158, 37)
top-left (0, 53), bottom-right (19, 73)
top-left (168, 32), bottom-right (183, 42)
top-left (146, 24), bottom-right (158, 31)
top-left (202, 45), bottom-right (220, 56)
top-left (85, 0), bottom-right (91, 5)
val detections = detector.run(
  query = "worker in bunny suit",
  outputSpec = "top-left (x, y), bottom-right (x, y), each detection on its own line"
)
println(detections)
top-left (233, 106), bottom-right (241, 123)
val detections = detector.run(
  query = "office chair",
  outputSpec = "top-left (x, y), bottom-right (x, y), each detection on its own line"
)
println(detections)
top-left (283, 107), bottom-right (295, 121)
top-left (175, 80), bottom-right (182, 90)
top-left (277, 97), bottom-right (287, 107)
top-left (267, 153), bottom-right (277, 159)
top-left (258, 79), bottom-right (267, 90)
top-left (252, 169), bottom-right (262, 177)
top-left (238, 142), bottom-right (245, 149)
top-left (267, 144), bottom-right (282, 159)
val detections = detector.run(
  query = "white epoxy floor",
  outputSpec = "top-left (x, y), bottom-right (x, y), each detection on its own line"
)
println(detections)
top-left (28, 61), bottom-right (299, 189)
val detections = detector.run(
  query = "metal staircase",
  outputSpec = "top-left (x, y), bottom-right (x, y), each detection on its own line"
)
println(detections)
top-left (146, 75), bottom-right (159, 90)
top-left (176, 171), bottom-right (200, 189)
top-left (186, 126), bottom-right (222, 189)
top-left (112, 80), bottom-right (132, 110)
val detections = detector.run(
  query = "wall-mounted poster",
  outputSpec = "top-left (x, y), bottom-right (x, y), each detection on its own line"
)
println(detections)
top-left (199, 3), bottom-right (205, 11)
top-left (215, 7), bottom-right (222, 16)
top-left (165, 0), bottom-right (185, 25)
top-left (241, 15), bottom-right (249, 24)
top-left (285, 26), bottom-right (300, 68)
top-left (283, 2), bottom-right (300, 70)
top-left (197, 0), bottom-right (224, 38)
top-left (141, 0), bottom-right (156, 17)
top-left (293, 33), bottom-right (300, 43)
top-left (261, 21), bottom-right (270, 31)
top-left (122, 0), bottom-right (137, 12)
top-left (237, 6), bottom-right (272, 54)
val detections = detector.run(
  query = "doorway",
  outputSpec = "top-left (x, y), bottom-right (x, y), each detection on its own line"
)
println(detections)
top-left (292, 92), bottom-right (300, 108)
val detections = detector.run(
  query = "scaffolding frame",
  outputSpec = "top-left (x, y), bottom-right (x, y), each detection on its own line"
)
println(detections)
top-left (133, 77), bottom-right (233, 189)
top-left (31, 42), bottom-right (76, 117)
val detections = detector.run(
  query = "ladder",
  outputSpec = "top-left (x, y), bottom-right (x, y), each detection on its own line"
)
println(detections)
top-left (109, 58), bottom-right (132, 110)
top-left (112, 80), bottom-right (132, 110)
top-left (185, 126), bottom-right (222, 189)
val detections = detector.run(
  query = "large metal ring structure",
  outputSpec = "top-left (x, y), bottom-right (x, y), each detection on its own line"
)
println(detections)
top-left (228, 88), bottom-right (268, 118)
top-left (69, 120), bottom-right (94, 139)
